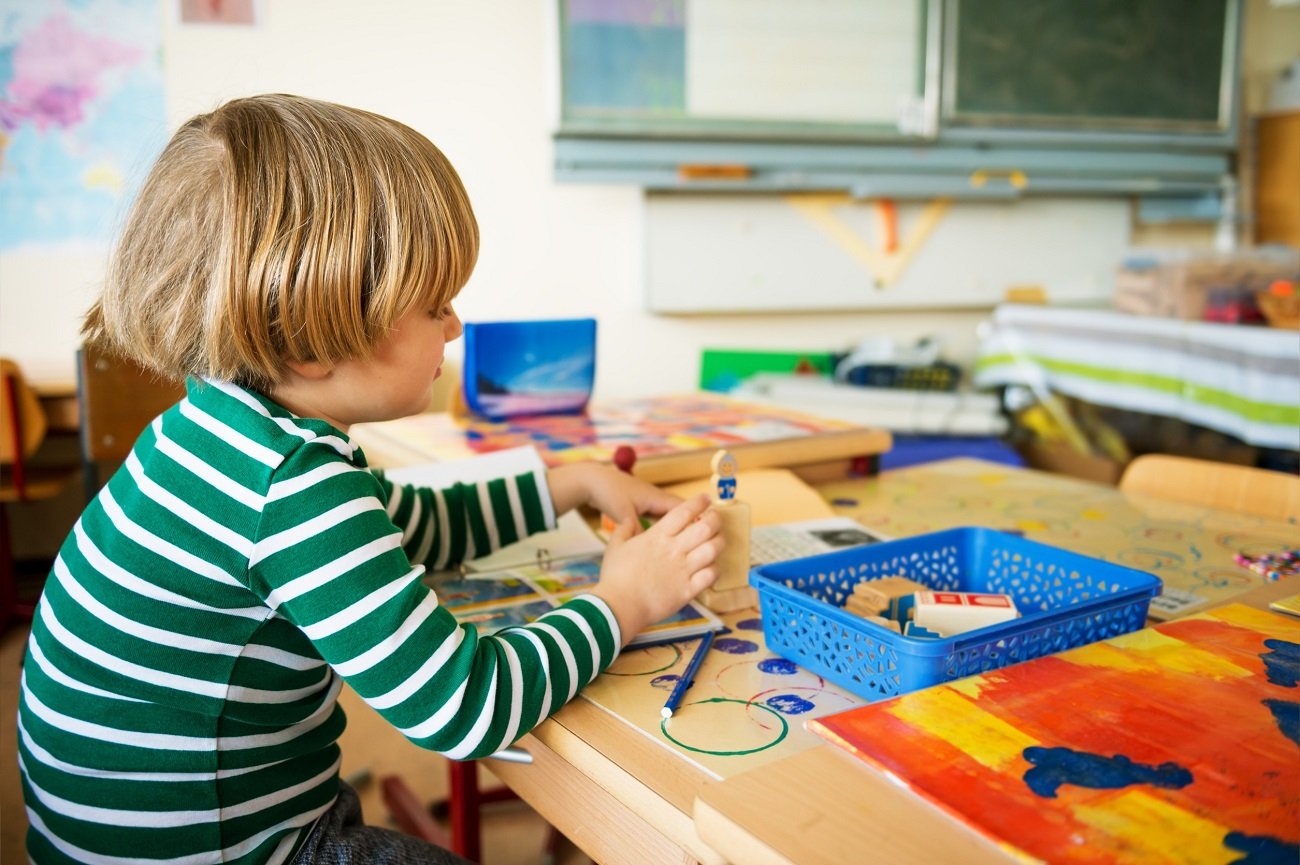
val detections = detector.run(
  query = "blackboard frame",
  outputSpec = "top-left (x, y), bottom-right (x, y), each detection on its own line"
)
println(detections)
top-left (552, 0), bottom-right (1241, 192)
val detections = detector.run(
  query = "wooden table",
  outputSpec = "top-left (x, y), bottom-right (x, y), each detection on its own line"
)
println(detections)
top-left (817, 458), bottom-right (1298, 620)
top-left (348, 393), bottom-right (893, 486)
top-left (414, 457), bottom-right (1298, 864)
top-left (694, 578), bottom-right (1298, 865)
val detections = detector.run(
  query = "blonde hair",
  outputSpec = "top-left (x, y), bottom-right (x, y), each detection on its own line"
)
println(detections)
top-left (85, 93), bottom-right (478, 389)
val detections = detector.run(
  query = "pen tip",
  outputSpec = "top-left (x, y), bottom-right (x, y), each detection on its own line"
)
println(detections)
top-left (660, 707), bottom-right (673, 719)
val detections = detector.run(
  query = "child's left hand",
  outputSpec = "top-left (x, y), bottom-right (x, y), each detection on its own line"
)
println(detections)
top-left (547, 462), bottom-right (680, 531)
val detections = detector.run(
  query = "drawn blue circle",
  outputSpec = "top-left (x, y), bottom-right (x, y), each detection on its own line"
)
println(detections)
top-left (650, 674), bottom-right (681, 691)
top-left (736, 618), bottom-right (763, 631)
top-left (757, 658), bottom-right (798, 675)
top-left (765, 693), bottom-right (816, 714)
top-left (713, 637), bottom-right (758, 655)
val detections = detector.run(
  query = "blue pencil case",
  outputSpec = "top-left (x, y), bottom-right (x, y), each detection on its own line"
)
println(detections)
top-left (461, 318), bottom-right (597, 419)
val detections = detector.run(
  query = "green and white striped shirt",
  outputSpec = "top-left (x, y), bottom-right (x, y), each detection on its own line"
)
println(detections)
top-left (19, 379), bottom-right (621, 864)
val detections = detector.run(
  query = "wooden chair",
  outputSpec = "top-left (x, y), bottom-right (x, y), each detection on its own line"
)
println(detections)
top-left (77, 344), bottom-right (185, 500)
top-left (379, 774), bottom-right (454, 848)
top-left (1119, 454), bottom-right (1300, 522)
top-left (381, 760), bottom-right (561, 863)
top-left (1, 358), bottom-right (80, 631)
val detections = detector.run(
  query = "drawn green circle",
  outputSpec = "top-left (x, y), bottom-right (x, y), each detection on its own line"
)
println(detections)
top-left (660, 698), bottom-right (789, 756)
top-left (605, 644), bottom-right (683, 676)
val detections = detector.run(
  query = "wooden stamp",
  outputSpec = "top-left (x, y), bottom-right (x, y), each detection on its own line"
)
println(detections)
top-left (701, 449), bottom-right (753, 605)
top-left (912, 591), bottom-right (1019, 636)
top-left (854, 575), bottom-right (926, 619)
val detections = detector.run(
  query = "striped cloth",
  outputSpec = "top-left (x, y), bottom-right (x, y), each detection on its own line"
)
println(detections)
top-left (19, 379), bottom-right (621, 864)
top-left (974, 304), bottom-right (1300, 450)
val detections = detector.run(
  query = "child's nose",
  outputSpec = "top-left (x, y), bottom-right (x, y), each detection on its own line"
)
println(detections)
top-left (444, 309), bottom-right (463, 341)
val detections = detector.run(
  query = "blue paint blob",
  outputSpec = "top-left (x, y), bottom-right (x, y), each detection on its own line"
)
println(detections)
top-left (1263, 698), bottom-right (1300, 747)
top-left (765, 694), bottom-right (816, 714)
top-left (736, 618), bottom-right (764, 631)
top-left (713, 637), bottom-right (758, 655)
top-left (1261, 639), bottom-right (1300, 688)
top-left (650, 674), bottom-right (681, 691)
top-left (757, 658), bottom-right (799, 675)
top-left (1021, 746), bottom-right (1193, 799)
top-left (1223, 830), bottom-right (1300, 865)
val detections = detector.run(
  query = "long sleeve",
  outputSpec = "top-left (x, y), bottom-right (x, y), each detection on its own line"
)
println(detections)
top-left (249, 442), bottom-right (622, 760)
top-left (373, 467), bottom-right (555, 571)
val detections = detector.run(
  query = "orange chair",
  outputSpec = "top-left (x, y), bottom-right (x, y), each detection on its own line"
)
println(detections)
top-left (1119, 454), bottom-right (1300, 522)
top-left (1, 359), bottom-right (80, 631)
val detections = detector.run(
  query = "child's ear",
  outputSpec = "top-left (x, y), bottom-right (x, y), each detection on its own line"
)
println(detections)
top-left (284, 359), bottom-right (333, 380)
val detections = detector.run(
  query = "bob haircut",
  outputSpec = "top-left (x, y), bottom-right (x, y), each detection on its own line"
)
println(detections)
top-left (85, 93), bottom-right (478, 390)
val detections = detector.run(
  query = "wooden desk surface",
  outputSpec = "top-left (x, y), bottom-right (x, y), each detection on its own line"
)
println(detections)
top-left (817, 458), bottom-right (1297, 620)
top-left (695, 577), bottom-right (1298, 865)
top-left (695, 747), bottom-right (1015, 865)
top-left (585, 459), bottom-right (1294, 864)
top-left (399, 454), bottom-right (1296, 865)
top-left (487, 605), bottom-right (869, 865)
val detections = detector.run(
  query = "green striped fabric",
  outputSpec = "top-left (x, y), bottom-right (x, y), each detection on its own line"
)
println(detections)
top-left (19, 379), bottom-right (621, 864)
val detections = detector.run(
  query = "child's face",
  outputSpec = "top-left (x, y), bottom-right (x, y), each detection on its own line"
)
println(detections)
top-left (289, 301), bottom-right (462, 430)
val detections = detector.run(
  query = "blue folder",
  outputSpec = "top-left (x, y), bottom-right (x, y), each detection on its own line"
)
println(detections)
top-left (461, 318), bottom-right (597, 420)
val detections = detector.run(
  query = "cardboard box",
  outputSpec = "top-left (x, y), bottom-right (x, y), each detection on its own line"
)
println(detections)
top-left (1020, 440), bottom-right (1126, 486)
top-left (1114, 248), bottom-right (1299, 322)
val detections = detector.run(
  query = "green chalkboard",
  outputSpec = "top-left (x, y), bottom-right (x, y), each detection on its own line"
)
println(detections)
top-left (945, 0), bottom-right (1235, 131)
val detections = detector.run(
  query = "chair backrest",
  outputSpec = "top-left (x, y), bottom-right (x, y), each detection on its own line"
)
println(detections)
top-left (1, 359), bottom-right (52, 502)
top-left (1119, 454), bottom-right (1300, 523)
top-left (0, 358), bottom-right (47, 467)
top-left (77, 345), bottom-right (186, 466)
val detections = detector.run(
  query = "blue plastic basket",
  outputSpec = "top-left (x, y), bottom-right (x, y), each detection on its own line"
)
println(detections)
top-left (750, 527), bottom-right (1161, 702)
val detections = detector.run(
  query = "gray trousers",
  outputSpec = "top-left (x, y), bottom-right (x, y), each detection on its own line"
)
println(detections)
top-left (292, 782), bottom-right (471, 865)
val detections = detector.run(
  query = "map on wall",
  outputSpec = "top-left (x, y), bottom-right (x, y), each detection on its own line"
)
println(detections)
top-left (0, 0), bottom-right (165, 250)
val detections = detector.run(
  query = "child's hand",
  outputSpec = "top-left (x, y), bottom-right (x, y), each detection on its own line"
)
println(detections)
top-left (591, 493), bottom-right (722, 642)
top-left (547, 462), bottom-right (680, 529)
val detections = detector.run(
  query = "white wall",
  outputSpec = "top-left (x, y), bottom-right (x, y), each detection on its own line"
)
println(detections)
top-left (3, 0), bottom-right (1297, 397)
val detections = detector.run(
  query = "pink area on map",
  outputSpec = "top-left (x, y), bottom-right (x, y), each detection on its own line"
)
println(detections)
top-left (0, 13), bottom-right (142, 132)
top-left (566, 0), bottom-right (683, 27)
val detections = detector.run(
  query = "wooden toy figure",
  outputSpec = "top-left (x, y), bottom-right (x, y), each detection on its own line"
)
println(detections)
top-left (711, 449), bottom-right (737, 501)
top-left (699, 449), bottom-right (754, 612)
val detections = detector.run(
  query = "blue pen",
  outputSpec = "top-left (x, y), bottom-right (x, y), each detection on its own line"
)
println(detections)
top-left (661, 630), bottom-right (717, 719)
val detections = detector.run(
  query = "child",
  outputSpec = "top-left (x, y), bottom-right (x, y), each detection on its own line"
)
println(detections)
top-left (18, 94), bottom-right (723, 864)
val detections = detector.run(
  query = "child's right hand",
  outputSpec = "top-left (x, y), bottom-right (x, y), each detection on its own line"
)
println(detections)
top-left (590, 493), bottom-right (722, 644)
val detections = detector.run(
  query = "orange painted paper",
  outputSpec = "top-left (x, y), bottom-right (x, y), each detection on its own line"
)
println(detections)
top-left (810, 605), bottom-right (1300, 864)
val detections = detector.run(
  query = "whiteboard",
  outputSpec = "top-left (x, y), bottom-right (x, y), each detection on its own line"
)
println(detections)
top-left (645, 194), bottom-right (1130, 313)
top-left (560, 0), bottom-right (924, 137)
top-left (686, 0), bottom-right (918, 125)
